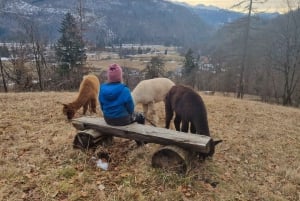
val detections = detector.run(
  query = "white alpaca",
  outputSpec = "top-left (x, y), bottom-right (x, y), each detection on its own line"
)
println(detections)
top-left (131, 77), bottom-right (175, 125)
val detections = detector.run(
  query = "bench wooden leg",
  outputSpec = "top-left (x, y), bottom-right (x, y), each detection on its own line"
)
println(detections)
top-left (73, 129), bottom-right (113, 150)
top-left (151, 145), bottom-right (195, 174)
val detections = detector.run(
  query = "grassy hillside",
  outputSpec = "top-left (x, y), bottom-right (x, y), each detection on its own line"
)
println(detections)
top-left (0, 92), bottom-right (299, 201)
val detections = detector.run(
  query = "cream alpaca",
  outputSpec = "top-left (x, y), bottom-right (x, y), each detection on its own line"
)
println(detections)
top-left (131, 77), bottom-right (175, 124)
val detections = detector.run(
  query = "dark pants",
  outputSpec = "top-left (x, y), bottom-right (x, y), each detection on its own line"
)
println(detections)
top-left (104, 112), bottom-right (145, 126)
top-left (104, 115), bottom-right (132, 126)
top-left (104, 112), bottom-right (146, 146)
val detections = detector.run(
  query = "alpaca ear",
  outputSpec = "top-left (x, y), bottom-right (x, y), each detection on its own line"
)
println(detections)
top-left (57, 101), bottom-right (67, 106)
top-left (56, 101), bottom-right (64, 105)
top-left (213, 139), bottom-right (223, 146)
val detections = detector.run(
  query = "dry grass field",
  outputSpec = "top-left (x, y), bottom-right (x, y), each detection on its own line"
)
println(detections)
top-left (0, 91), bottom-right (300, 201)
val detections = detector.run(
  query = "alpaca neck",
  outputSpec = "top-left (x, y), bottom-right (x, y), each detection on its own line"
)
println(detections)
top-left (195, 120), bottom-right (210, 136)
top-left (69, 98), bottom-right (86, 110)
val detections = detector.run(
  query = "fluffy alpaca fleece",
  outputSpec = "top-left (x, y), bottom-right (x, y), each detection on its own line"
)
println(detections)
top-left (131, 77), bottom-right (175, 124)
top-left (63, 74), bottom-right (100, 120)
top-left (165, 85), bottom-right (210, 135)
top-left (164, 84), bottom-right (222, 157)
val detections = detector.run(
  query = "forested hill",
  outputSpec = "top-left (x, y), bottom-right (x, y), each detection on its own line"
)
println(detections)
top-left (0, 0), bottom-right (211, 47)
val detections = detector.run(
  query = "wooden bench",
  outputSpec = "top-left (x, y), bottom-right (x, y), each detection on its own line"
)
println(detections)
top-left (72, 117), bottom-right (213, 173)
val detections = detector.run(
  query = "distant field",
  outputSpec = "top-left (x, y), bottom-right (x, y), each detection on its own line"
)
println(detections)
top-left (86, 46), bottom-right (184, 72)
top-left (1, 45), bottom-right (184, 79)
top-left (1, 92), bottom-right (299, 201)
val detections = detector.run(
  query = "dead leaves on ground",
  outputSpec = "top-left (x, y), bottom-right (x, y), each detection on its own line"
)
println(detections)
top-left (1, 92), bottom-right (300, 201)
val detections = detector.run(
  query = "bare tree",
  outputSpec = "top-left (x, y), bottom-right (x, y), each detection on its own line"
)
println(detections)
top-left (236, 0), bottom-right (252, 98)
top-left (23, 19), bottom-right (48, 91)
top-left (0, 44), bottom-right (9, 92)
top-left (5, 42), bottom-right (32, 91)
top-left (0, 58), bottom-right (8, 92)
top-left (76, 0), bottom-right (97, 44)
top-left (264, 0), bottom-right (300, 105)
top-left (0, 0), bottom-right (9, 8)
top-left (232, 0), bottom-right (268, 98)
top-left (77, 0), bottom-right (86, 40)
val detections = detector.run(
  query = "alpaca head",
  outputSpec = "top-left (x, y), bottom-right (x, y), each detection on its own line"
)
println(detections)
top-left (62, 104), bottom-right (75, 120)
top-left (199, 139), bottom-right (223, 159)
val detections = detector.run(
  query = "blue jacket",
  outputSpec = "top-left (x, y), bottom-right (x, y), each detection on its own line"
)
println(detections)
top-left (99, 82), bottom-right (135, 119)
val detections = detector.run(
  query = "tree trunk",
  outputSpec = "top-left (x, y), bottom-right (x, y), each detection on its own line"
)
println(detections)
top-left (0, 58), bottom-right (8, 92)
top-left (237, 0), bottom-right (252, 99)
top-left (33, 42), bottom-right (44, 91)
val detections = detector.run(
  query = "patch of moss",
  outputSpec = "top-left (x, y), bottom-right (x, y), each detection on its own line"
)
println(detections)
top-left (59, 167), bottom-right (77, 179)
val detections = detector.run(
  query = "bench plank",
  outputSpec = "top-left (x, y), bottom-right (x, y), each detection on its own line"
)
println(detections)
top-left (72, 117), bottom-right (212, 153)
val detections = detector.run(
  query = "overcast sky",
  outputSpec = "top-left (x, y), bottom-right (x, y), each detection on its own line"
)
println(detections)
top-left (169, 0), bottom-right (297, 13)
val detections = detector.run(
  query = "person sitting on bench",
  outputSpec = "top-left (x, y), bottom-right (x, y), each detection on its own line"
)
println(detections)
top-left (99, 63), bottom-right (145, 145)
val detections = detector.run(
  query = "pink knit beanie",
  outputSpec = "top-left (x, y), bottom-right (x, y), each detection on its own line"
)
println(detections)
top-left (107, 63), bottom-right (123, 82)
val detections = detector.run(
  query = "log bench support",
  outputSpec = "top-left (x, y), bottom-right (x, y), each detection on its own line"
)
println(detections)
top-left (73, 129), bottom-right (113, 150)
top-left (72, 117), bottom-right (213, 173)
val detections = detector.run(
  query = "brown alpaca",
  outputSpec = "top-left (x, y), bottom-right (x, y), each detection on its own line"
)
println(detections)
top-left (63, 74), bottom-right (100, 120)
top-left (164, 85), bottom-right (222, 158)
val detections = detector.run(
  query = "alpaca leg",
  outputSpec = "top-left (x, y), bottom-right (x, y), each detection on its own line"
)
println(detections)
top-left (91, 98), bottom-right (97, 113)
top-left (165, 112), bottom-right (173, 129)
top-left (165, 101), bottom-right (173, 129)
top-left (174, 115), bottom-right (181, 131)
top-left (148, 102), bottom-right (158, 125)
top-left (152, 106), bottom-right (159, 125)
top-left (88, 100), bottom-right (92, 113)
top-left (181, 120), bottom-right (189, 133)
top-left (190, 122), bottom-right (196, 134)
top-left (83, 102), bottom-right (88, 115)
top-left (142, 104), bottom-right (148, 119)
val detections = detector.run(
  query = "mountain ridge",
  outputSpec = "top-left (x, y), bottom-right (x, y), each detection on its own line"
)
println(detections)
top-left (0, 0), bottom-right (279, 46)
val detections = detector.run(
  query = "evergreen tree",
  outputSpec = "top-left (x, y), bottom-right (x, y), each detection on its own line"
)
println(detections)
top-left (0, 45), bottom-right (9, 57)
top-left (144, 56), bottom-right (165, 79)
top-left (182, 48), bottom-right (198, 87)
top-left (182, 48), bottom-right (197, 76)
top-left (55, 13), bottom-right (86, 80)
